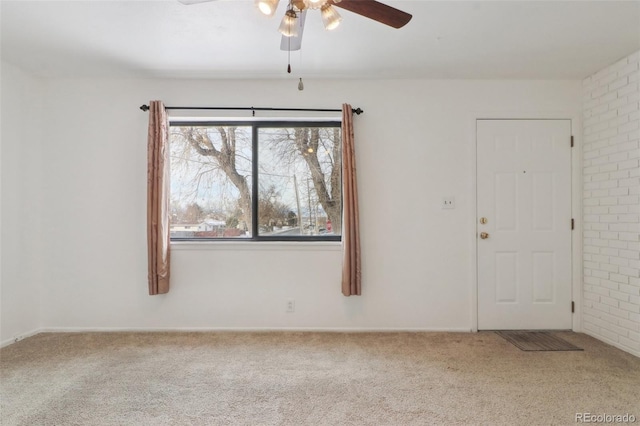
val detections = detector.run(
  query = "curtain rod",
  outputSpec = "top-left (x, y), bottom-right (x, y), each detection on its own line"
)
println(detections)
top-left (139, 105), bottom-right (363, 115)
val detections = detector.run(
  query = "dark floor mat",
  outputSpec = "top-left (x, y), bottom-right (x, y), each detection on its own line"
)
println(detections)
top-left (495, 331), bottom-right (583, 351)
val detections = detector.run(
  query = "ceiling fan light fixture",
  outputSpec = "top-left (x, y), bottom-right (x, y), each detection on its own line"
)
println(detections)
top-left (321, 4), bottom-right (341, 31)
top-left (256, 0), bottom-right (280, 17)
top-left (278, 9), bottom-right (299, 37)
top-left (303, 0), bottom-right (325, 10)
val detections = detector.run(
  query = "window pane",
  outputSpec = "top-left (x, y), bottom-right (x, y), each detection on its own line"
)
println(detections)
top-left (258, 127), bottom-right (342, 237)
top-left (169, 126), bottom-right (252, 239)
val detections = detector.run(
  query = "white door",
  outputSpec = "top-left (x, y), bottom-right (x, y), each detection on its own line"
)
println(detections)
top-left (477, 119), bottom-right (572, 330)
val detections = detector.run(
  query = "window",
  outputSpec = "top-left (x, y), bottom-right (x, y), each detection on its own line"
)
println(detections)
top-left (169, 121), bottom-right (342, 241)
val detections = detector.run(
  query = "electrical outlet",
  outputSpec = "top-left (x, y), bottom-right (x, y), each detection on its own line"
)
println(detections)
top-left (286, 299), bottom-right (295, 313)
top-left (442, 197), bottom-right (455, 209)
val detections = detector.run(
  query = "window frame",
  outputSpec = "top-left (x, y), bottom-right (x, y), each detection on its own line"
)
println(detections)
top-left (169, 119), bottom-right (342, 243)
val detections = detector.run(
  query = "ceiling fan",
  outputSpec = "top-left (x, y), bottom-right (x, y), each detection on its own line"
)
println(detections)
top-left (177, 0), bottom-right (412, 52)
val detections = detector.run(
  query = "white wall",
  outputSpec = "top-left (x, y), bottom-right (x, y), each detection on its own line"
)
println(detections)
top-left (0, 62), bottom-right (44, 345)
top-left (582, 50), bottom-right (640, 356)
top-left (32, 77), bottom-right (581, 332)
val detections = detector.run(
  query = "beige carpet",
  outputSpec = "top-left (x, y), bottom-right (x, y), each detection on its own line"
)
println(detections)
top-left (1, 331), bottom-right (639, 425)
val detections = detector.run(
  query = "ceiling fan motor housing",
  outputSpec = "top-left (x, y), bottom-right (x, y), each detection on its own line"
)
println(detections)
top-left (293, 0), bottom-right (342, 11)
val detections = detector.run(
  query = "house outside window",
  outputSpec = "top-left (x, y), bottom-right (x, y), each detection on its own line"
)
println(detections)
top-left (169, 121), bottom-right (342, 241)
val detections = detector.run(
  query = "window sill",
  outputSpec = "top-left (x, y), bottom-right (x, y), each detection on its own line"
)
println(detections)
top-left (171, 240), bottom-right (342, 252)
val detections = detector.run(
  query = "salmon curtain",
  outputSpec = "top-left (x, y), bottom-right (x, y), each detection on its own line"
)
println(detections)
top-left (147, 100), bottom-right (171, 295)
top-left (341, 104), bottom-right (361, 296)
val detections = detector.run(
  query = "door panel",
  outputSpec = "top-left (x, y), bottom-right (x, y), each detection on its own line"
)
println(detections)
top-left (477, 119), bottom-right (572, 330)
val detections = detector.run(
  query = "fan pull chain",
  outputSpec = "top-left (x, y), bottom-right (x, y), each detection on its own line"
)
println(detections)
top-left (287, 34), bottom-right (292, 73)
top-left (297, 42), bottom-right (304, 90)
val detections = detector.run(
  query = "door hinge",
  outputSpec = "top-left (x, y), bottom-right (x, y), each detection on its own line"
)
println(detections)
top-left (571, 218), bottom-right (575, 230)
top-left (571, 301), bottom-right (575, 313)
top-left (571, 136), bottom-right (574, 147)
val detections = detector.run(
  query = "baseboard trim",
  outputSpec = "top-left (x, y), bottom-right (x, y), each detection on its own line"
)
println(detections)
top-left (583, 330), bottom-right (640, 358)
top-left (38, 326), bottom-right (474, 333)
top-left (0, 328), bottom-right (43, 348)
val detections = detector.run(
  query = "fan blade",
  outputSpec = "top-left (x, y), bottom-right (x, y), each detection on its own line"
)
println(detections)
top-left (330, 0), bottom-right (412, 29)
top-left (177, 0), bottom-right (217, 5)
top-left (280, 10), bottom-right (307, 51)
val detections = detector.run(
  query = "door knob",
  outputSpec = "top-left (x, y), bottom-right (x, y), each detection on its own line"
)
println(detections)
top-left (480, 232), bottom-right (489, 239)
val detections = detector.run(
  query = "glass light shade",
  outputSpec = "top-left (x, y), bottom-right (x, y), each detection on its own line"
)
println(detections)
top-left (321, 5), bottom-right (341, 30)
top-left (256, 0), bottom-right (280, 17)
top-left (278, 10), bottom-right (299, 37)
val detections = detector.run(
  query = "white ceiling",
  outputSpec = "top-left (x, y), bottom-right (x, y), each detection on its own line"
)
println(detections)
top-left (1, 0), bottom-right (639, 80)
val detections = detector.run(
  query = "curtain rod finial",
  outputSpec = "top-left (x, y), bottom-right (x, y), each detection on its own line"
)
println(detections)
top-left (353, 107), bottom-right (363, 115)
top-left (140, 104), bottom-right (150, 112)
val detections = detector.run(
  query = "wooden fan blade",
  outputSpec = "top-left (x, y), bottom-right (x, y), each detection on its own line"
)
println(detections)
top-left (280, 10), bottom-right (307, 51)
top-left (330, 0), bottom-right (412, 29)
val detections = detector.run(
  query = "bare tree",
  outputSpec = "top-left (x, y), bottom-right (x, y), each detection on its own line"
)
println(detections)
top-left (183, 202), bottom-right (204, 224)
top-left (267, 127), bottom-right (342, 232)
top-left (173, 126), bottom-right (252, 233)
top-left (259, 185), bottom-right (292, 232)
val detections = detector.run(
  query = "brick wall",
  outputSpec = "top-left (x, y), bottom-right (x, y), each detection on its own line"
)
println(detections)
top-left (582, 50), bottom-right (640, 356)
